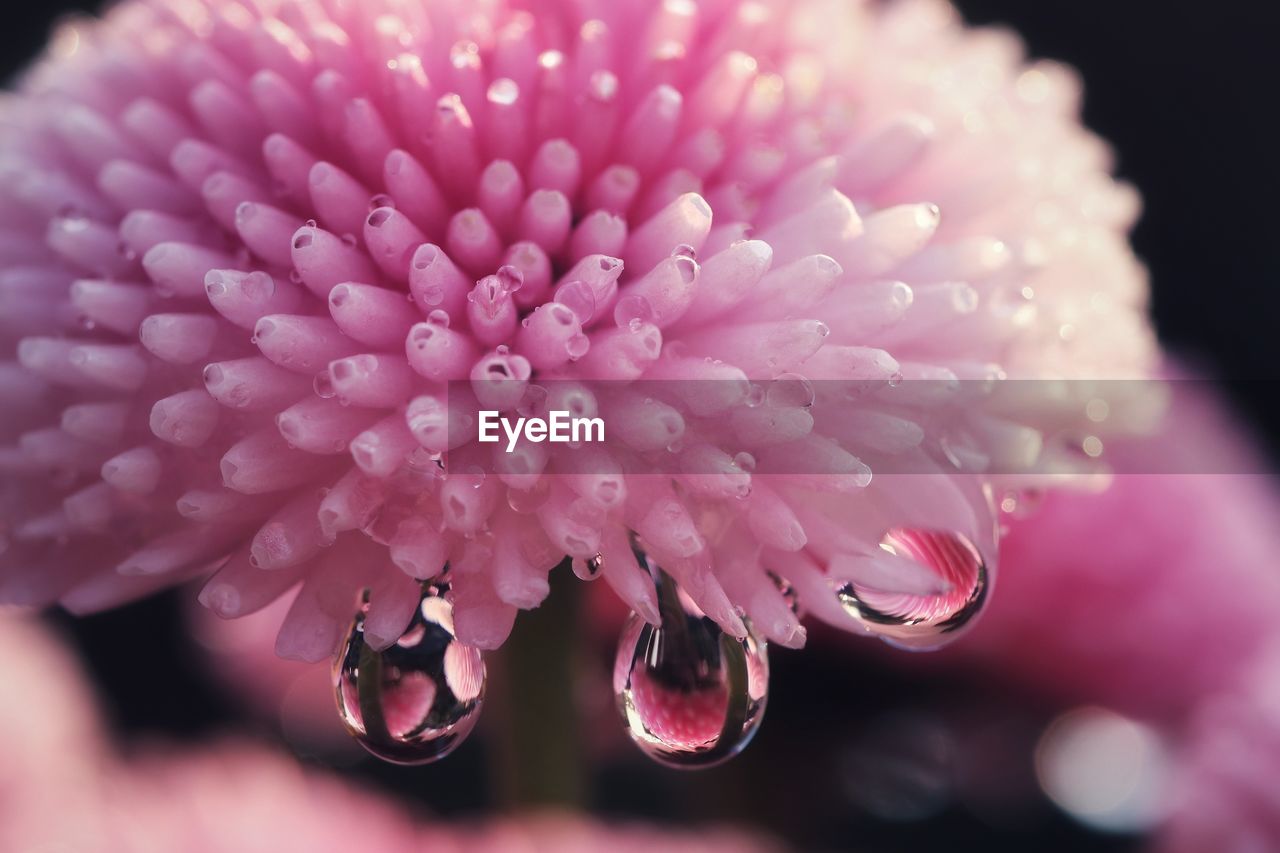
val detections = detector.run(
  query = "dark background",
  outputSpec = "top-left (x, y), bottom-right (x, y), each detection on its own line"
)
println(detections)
top-left (4, 1), bottom-right (1277, 850)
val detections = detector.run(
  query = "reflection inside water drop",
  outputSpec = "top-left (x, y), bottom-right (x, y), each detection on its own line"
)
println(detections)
top-left (836, 528), bottom-right (989, 650)
top-left (572, 553), bottom-right (603, 581)
top-left (614, 561), bottom-right (768, 769)
top-left (334, 582), bottom-right (485, 764)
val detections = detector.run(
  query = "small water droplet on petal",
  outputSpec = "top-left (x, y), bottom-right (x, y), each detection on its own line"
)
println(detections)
top-left (313, 371), bottom-right (336, 399)
top-left (566, 333), bottom-right (590, 360)
top-left (555, 279), bottom-right (596, 323)
top-left (613, 293), bottom-right (655, 329)
top-left (766, 372), bottom-right (815, 409)
top-left (496, 265), bottom-right (524, 294)
top-left (506, 479), bottom-right (550, 514)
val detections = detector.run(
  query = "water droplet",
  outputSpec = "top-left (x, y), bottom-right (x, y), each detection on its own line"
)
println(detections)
top-left (506, 479), bottom-right (549, 514)
top-left (516, 384), bottom-right (548, 418)
top-left (407, 447), bottom-right (445, 471)
top-left (334, 584), bottom-right (485, 765)
top-left (732, 451), bottom-right (756, 473)
top-left (572, 554), bottom-right (604, 581)
top-left (496, 265), bottom-right (524, 294)
top-left (614, 564), bottom-right (768, 768)
top-left (369, 193), bottom-right (396, 212)
top-left (566, 333), bottom-right (590, 360)
top-left (613, 293), bottom-right (655, 329)
top-left (766, 571), bottom-right (800, 615)
top-left (766, 373), bottom-right (815, 409)
top-left (313, 370), bottom-right (336, 399)
top-left (835, 528), bottom-right (989, 650)
top-left (426, 309), bottom-right (451, 328)
top-left (555, 279), bottom-right (596, 323)
top-left (304, 219), bottom-right (318, 229)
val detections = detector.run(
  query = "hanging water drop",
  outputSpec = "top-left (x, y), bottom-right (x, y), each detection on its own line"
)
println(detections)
top-left (334, 582), bottom-right (486, 764)
top-left (572, 554), bottom-right (604, 581)
top-left (835, 528), bottom-right (989, 650)
top-left (767, 570), bottom-right (800, 615)
top-left (614, 560), bottom-right (768, 769)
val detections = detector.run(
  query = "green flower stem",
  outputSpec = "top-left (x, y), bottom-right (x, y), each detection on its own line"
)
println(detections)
top-left (491, 560), bottom-right (586, 809)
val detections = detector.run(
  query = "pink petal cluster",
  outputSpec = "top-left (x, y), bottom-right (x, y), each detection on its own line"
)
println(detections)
top-left (0, 0), bottom-right (1154, 657)
top-left (0, 612), bottom-right (781, 852)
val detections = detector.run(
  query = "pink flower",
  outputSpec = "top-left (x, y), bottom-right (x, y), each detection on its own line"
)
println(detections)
top-left (187, 591), bottom-right (356, 748)
top-left (953, 378), bottom-right (1280, 720)
top-left (924, 374), bottom-right (1280, 845)
top-left (0, 611), bottom-right (107, 852)
top-left (0, 0), bottom-right (1153, 666)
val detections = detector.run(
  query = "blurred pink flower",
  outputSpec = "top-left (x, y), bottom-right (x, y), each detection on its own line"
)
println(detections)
top-left (0, 611), bottom-right (108, 852)
top-left (187, 590), bottom-right (356, 749)
top-left (924, 374), bottom-right (1280, 846)
top-left (955, 378), bottom-right (1280, 720)
top-left (0, 0), bottom-right (1154, 665)
top-left (0, 610), bottom-right (781, 851)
